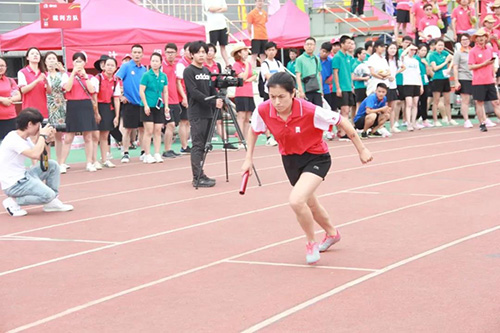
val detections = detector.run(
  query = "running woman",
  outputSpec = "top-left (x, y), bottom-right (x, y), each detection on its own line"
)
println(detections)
top-left (241, 72), bottom-right (373, 264)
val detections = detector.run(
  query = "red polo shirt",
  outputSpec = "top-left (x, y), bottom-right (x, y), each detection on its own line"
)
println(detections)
top-left (468, 44), bottom-right (495, 85)
top-left (176, 56), bottom-right (191, 102)
top-left (0, 75), bottom-right (18, 120)
top-left (63, 74), bottom-right (95, 100)
top-left (251, 98), bottom-right (342, 156)
top-left (412, 0), bottom-right (432, 25)
top-left (162, 60), bottom-right (179, 105)
top-left (418, 14), bottom-right (440, 32)
top-left (18, 66), bottom-right (48, 118)
top-left (396, 0), bottom-right (411, 11)
top-left (452, 5), bottom-right (476, 33)
top-left (91, 73), bottom-right (120, 104)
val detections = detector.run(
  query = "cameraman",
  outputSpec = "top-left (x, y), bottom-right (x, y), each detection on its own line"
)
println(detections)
top-left (183, 41), bottom-right (223, 188)
top-left (0, 108), bottom-right (73, 217)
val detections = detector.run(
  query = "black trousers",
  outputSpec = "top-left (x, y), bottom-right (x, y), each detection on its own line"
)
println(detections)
top-left (351, 0), bottom-right (365, 15)
top-left (190, 117), bottom-right (212, 179)
top-left (418, 85), bottom-right (430, 121)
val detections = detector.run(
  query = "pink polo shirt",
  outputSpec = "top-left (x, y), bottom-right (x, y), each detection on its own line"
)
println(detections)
top-left (452, 5), bottom-right (476, 33)
top-left (396, 0), bottom-right (411, 11)
top-left (17, 66), bottom-right (48, 118)
top-left (418, 14), bottom-right (440, 31)
top-left (162, 60), bottom-right (179, 105)
top-left (233, 60), bottom-right (254, 98)
top-left (412, 0), bottom-right (432, 25)
top-left (0, 75), bottom-right (18, 120)
top-left (251, 98), bottom-right (341, 156)
top-left (468, 44), bottom-right (495, 85)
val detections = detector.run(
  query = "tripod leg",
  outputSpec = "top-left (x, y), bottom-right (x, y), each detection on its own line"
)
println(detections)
top-left (224, 97), bottom-right (262, 186)
top-left (195, 110), bottom-right (219, 189)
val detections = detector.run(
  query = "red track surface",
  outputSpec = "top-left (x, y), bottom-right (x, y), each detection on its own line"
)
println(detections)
top-left (1, 127), bottom-right (499, 332)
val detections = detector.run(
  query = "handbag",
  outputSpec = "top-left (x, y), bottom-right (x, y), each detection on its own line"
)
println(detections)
top-left (302, 56), bottom-right (320, 93)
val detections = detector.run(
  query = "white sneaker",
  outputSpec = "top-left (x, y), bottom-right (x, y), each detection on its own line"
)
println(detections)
top-left (266, 136), bottom-right (278, 146)
top-left (449, 119), bottom-right (459, 126)
top-left (442, 117), bottom-right (450, 125)
top-left (485, 118), bottom-right (497, 127)
top-left (414, 123), bottom-right (424, 130)
top-left (434, 121), bottom-right (443, 127)
top-left (463, 120), bottom-right (473, 128)
top-left (238, 143), bottom-right (245, 150)
top-left (86, 163), bottom-right (97, 172)
top-left (143, 154), bottom-right (156, 164)
top-left (3, 197), bottom-right (27, 217)
top-left (106, 152), bottom-right (113, 160)
top-left (59, 164), bottom-right (67, 174)
top-left (401, 121), bottom-right (408, 127)
top-left (379, 127), bottom-right (392, 137)
top-left (423, 120), bottom-right (434, 128)
top-left (391, 126), bottom-right (401, 133)
top-left (139, 153), bottom-right (145, 161)
top-left (325, 131), bottom-right (334, 140)
top-left (94, 161), bottom-right (103, 170)
top-left (43, 197), bottom-right (74, 212)
top-left (154, 153), bottom-right (164, 163)
top-left (394, 121), bottom-right (400, 128)
top-left (103, 160), bottom-right (116, 168)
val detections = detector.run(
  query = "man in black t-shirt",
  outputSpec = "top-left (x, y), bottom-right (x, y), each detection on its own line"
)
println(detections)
top-left (184, 41), bottom-right (223, 187)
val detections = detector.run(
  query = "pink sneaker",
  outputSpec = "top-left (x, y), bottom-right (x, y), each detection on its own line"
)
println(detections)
top-left (485, 118), bottom-right (497, 127)
top-left (306, 242), bottom-right (320, 265)
top-left (319, 230), bottom-right (342, 252)
top-left (423, 120), bottom-right (434, 128)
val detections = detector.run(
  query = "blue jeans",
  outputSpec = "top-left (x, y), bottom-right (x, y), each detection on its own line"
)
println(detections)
top-left (4, 160), bottom-right (60, 206)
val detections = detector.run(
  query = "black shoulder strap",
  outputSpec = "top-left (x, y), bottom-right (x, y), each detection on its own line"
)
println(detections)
top-left (217, 62), bottom-right (222, 73)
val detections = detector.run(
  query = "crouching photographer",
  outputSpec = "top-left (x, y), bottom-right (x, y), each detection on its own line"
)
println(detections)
top-left (0, 108), bottom-right (73, 217)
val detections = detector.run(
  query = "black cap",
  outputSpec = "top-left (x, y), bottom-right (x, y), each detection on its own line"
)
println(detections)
top-left (93, 55), bottom-right (110, 72)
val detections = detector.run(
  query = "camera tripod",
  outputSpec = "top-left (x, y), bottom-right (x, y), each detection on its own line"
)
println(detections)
top-left (194, 89), bottom-right (262, 189)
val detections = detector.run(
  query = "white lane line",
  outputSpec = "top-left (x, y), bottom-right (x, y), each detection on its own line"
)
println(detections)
top-left (224, 260), bottom-right (379, 272)
top-left (5, 182), bottom-right (500, 333)
top-left (0, 236), bottom-right (117, 245)
top-left (2, 142), bottom-right (498, 235)
top-left (241, 225), bottom-right (500, 333)
top-left (345, 190), bottom-right (446, 198)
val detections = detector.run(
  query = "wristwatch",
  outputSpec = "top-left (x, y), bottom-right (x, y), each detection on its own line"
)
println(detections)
top-left (40, 134), bottom-right (50, 144)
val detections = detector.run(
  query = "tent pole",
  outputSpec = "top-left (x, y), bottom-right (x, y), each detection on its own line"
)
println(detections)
top-left (281, 48), bottom-right (284, 62)
top-left (61, 29), bottom-right (67, 70)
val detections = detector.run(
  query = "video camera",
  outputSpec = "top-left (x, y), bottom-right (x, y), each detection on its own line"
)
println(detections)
top-left (42, 120), bottom-right (66, 132)
top-left (211, 68), bottom-right (244, 90)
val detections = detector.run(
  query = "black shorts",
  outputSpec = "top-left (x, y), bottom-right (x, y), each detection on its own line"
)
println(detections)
top-left (324, 93), bottom-right (336, 109)
top-left (396, 9), bottom-right (410, 23)
top-left (472, 84), bottom-right (498, 102)
top-left (235, 96), bottom-right (256, 112)
top-left (354, 88), bottom-right (367, 103)
top-left (387, 88), bottom-right (399, 102)
top-left (0, 118), bottom-right (16, 141)
top-left (251, 39), bottom-right (267, 56)
top-left (456, 80), bottom-right (473, 95)
top-left (140, 106), bottom-right (166, 124)
top-left (354, 113), bottom-right (380, 130)
top-left (209, 28), bottom-right (228, 46)
top-left (397, 85), bottom-right (405, 101)
top-left (282, 152), bottom-right (331, 186)
top-left (167, 104), bottom-right (181, 126)
top-left (431, 79), bottom-right (451, 93)
top-left (122, 103), bottom-right (142, 129)
top-left (403, 85), bottom-right (421, 98)
top-left (305, 92), bottom-right (322, 106)
top-left (179, 104), bottom-right (189, 121)
top-left (496, 67), bottom-right (500, 78)
top-left (334, 91), bottom-right (355, 108)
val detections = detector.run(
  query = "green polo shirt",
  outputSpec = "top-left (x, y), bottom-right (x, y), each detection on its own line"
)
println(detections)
top-left (396, 48), bottom-right (403, 86)
top-left (140, 69), bottom-right (168, 107)
top-left (295, 53), bottom-right (322, 93)
top-left (416, 55), bottom-right (429, 86)
top-left (351, 58), bottom-right (365, 90)
top-left (428, 50), bottom-right (450, 80)
top-left (331, 50), bottom-right (353, 93)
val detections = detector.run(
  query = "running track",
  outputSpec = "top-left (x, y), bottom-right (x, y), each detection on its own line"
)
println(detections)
top-left (0, 126), bottom-right (499, 332)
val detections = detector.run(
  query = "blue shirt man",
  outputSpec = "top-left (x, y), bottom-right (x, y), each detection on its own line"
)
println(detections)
top-left (353, 83), bottom-right (390, 136)
top-left (320, 55), bottom-right (333, 94)
top-left (354, 93), bottom-right (387, 122)
top-left (116, 56), bottom-right (147, 105)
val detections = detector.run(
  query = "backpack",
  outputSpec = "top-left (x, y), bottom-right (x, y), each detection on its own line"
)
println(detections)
top-left (258, 60), bottom-right (283, 98)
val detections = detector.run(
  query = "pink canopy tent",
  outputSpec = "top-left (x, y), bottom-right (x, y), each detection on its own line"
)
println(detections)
top-left (0, 0), bottom-right (205, 67)
top-left (230, 0), bottom-right (310, 48)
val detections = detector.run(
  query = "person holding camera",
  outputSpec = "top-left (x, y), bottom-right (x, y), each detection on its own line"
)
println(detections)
top-left (59, 52), bottom-right (99, 173)
top-left (0, 108), bottom-right (73, 217)
top-left (183, 41), bottom-right (223, 187)
top-left (44, 52), bottom-right (68, 166)
top-left (139, 52), bottom-right (169, 164)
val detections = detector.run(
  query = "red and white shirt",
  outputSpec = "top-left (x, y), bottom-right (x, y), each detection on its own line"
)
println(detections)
top-left (0, 75), bottom-right (18, 120)
top-left (468, 44), bottom-right (495, 85)
top-left (251, 98), bottom-right (342, 156)
top-left (162, 60), bottom-right (179, 105)
top-left (90, 73), bottom-right (120, 104)
top-left (62, 74), bottom-right (95, 100)
top-left (17, 66), bottom-right (48, 118)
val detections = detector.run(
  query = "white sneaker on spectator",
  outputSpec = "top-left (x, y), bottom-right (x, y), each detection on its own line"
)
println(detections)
top-left (43, 197), bottom-right (74, 212)
top-left (154, 153), bottom-right (164, 163)
top-left (3, 197), bottom-right (27, 217)
top-left (59, 164), bottom-right (67, 174)
top-left (463, 119), bottom-right (473, 128)
top-left (325, 131), bottom-right (334, 140)
top-left (485, 118), bottom-right (497, 127)
top-left (62, 163), bottom-right (71, 169)
top-left (391, 126), bottom-right (401, 133)
top-left (94, 161), bottom-right (103, 170)
top-left (401, 121), bottom-right (408, 127)
top-left (139, 153), bottom-right (145, 161)
top-left (423, 120), bottom-right (434, 128)
top-left (143, 154), bottom-right (156, 164)
top-left (393, 121), bottom-right (400, 128)
top-left (86, 163), bottom-right (97, 172)
top-left (103, 160), bottom-right (116, 168)
top-left (106, 152), bottom-right (113, 160)
top-left (434, 120), bottom-right (443, 127)
top-left (414, 123), bottom-right (424, 130)
top-left (449, 119), bottom-right (459, 126)
top-left (238, 143), bottom-right (245, 150)
top-left (379, 127), bottom-right (392, 137)
top-left (266, 136), bottom-right (278, 146)
top-left (442, 117), bottom-right (450, 125)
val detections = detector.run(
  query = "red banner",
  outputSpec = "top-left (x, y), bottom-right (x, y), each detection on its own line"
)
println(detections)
top-left (40, 3), bottom-right (82, 29)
